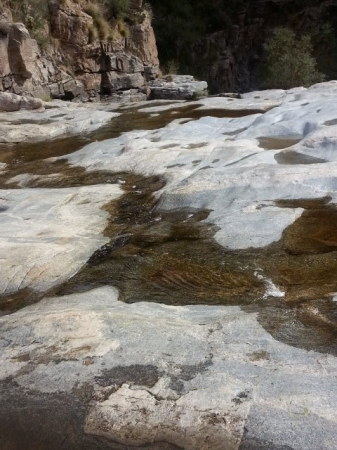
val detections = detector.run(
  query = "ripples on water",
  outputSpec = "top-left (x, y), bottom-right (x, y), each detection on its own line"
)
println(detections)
top-left (0, 103), bottom-right (337, 355)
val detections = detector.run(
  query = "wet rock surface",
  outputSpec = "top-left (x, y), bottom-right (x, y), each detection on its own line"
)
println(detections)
top-left (1, 287), bottom-right (337, 450)
top-left (1, 83), bottom-right (337, 448)
top-left (0, 101), bottom-right (119, 143)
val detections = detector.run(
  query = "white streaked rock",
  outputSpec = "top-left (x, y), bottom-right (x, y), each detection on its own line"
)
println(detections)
top-left (0, 185), bottom-right (122, 294)
top-left (58, 89), bottom-right (337, 249)
top-left (0, 103), bottom-right (119, 144)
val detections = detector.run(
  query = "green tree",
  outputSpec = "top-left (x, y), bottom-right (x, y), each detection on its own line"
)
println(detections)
top-left (262, 27), bottom-right (324, 89)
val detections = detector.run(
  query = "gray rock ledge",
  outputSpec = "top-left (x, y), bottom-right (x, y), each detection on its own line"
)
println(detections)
top-left (1, 287), bottom-right (336, 449)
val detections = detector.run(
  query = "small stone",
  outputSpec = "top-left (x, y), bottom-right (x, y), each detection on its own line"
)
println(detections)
top-left (83, 358), bottom-right (94, 366)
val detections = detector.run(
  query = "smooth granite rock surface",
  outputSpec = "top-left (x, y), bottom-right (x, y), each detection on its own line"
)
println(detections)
top-left (1, 287), bottom-right (336, 449)
top-left (60, 82), bottom-right (337, 249)
top-left (0, 101), bottom-right (119, 143)
top-left (0, 185), bottom-right (121, 296)
top-left (1, 82), bottom-right (337, 449)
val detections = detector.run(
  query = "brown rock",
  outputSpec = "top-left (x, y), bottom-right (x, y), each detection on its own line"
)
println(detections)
top-left (7, 23), bottom-right (41, 80)
top-left (101, 72), bottom-right (145, 94)
top-left (0, 0), bottom-right (160, 100)
top-left (0, 35), bottom-right (10, 79)
top-left (128, 10), bottom-right (159, 73)
top-left (49, 0), bottom-right (93, 47)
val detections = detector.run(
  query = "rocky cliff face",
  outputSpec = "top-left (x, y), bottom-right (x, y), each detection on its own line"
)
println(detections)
top-left (0, 9), bottom-right (53, 98)
top-left (196, 0), bottom-right (337, 93)
top-left (151, 0), bottom-right (337, 93)
top-left (0, 0), bottom-right (159, 100)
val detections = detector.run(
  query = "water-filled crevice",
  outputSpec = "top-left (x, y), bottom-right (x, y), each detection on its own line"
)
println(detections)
top-left (53, 172), bottom-right (264, 307)
top-left (0, 103), bottom-right (265, 168)
top-left (50, 176), bottom-right (337, 355)
top-left (1, 167), bottom-right (337, 354)
top-left (1, 98), bottom-right (337, 354)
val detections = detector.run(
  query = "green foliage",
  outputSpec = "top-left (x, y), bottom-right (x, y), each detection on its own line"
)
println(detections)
top-left (0, 0), bottom-right (134, 47)
top-left (88, 23), bottom-right (98, 43)
top-left (77, 0), bottom-right (136, 43)
top-left (165, 59), bottom-right (179, 75)
top-left (40, 93), bottom-right (52, 102)
top-left (105, 0), bottom-right (130, 19)
top-left (261, 27), bottom-right (324, 89)
top-left (84, 2), bottom-right (102, 20)
top-left (84, 0), bottom-right (132, 42)
top-left (149, 0), bottom-right (337, 91)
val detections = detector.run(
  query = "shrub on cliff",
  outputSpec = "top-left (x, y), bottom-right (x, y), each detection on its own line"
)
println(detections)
top-left (105, 0), bottom-right (130, 19)
top-left (262, 27), bottom-right (324, 89)
top-left (85, 0), bottom-right (132, 41)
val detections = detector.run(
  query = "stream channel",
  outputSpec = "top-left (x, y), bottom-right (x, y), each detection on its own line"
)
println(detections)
top-left (1, 101), bottom-right (337, 356)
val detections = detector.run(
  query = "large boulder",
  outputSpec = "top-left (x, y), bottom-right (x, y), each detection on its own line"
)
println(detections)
top-left (0, 19), bottom-right (52, 97)
top-left (149, 75), bottom-right (208, 100)
top-left (101, 72), bottom-right (145, 94)
top-left (0, 92), bottom-right (43, 111)
top-left (7, 23), bottom-right (37, 80)
top-left (62, 78), bottom-right (86, 101)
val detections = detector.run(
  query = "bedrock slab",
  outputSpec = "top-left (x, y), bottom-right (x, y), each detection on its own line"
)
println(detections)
top-left (138, 90), bottom-right (282, 114)
top-left (0, 287), bottom-right (336, 449)
top-left (0, 185), bottom-right (121, 296)
top-left (0, 102), bottom-right (119, 144)
top-left (59, 84), bottom-right (337, 250)
top-left (1, 82), bottom-right (337, 449)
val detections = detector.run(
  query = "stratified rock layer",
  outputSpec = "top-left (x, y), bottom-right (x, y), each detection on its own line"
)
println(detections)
top-left (0, 0), bottom-right (159, 100)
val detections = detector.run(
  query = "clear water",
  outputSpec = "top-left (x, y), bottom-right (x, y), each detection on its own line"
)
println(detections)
top-left (1, 103), bottom-right (337, 356)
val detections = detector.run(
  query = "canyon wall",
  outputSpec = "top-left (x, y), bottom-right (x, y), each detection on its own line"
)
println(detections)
top-left (151, 0), bottom-right (337, 93)
top-left (0, 0), bottom-right (159, 100)
top-left (2, 0), bottom-right (336, 98)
